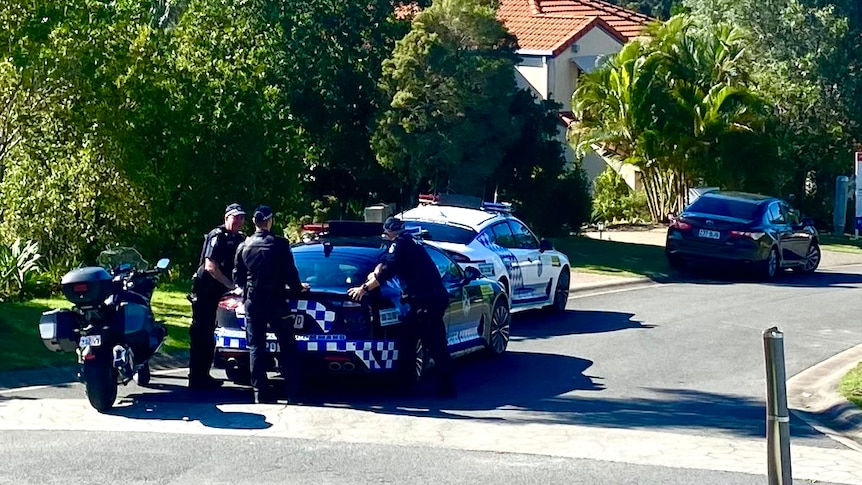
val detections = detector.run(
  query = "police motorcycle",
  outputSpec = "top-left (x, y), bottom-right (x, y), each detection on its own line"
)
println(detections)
top-left (38, 247), bottom-right (170, 412)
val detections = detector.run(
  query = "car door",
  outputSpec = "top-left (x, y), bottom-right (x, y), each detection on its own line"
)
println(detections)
top-left (765, 202), bottom-right (795, 265)
top-left (779, 202), bottom-right (811, 262)
top-left (505, 219), bottom-right (545, 302)
top-left (488, 222), bottom-right (528, 303)
top-left (424, 246), bottom-right (483, 349)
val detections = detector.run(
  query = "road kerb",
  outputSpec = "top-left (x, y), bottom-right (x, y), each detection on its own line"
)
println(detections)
top-left (788, 343), bottom-right (862, 452)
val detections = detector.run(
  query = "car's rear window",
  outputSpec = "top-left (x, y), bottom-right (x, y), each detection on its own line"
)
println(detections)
top-left (687, 196), bottom-right (762, 221)
top-left (294, 251), bottom-right (379, 289)
top-left (400, 221), bottom-right (477, 244)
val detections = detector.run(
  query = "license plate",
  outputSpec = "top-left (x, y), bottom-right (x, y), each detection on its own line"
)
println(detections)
top-left (79, 335), bottom-right (102, 348)
top-left (379, 308), bottom-right (401, 327)
top-left (266, 341), bottom-right (280, 353)
top-left (697, 229), bottom-right (721, 239)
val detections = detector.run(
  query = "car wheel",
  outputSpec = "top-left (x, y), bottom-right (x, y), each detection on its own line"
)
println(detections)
top-left (548, 269), bottom-right (570, 312)
top-left (761, 247), bottom-right (780, 279)
top-left (226, 365), bottom-right (251, 385)
top-left (796, 243), bottom-right (821, 274)
top-left (667, 253), bottom-right (684, 271)
top-left (485, 297), bottom-right (510, 356)
top-left (498, 277), bottom-right (509, 297)
top-left (133, 362), bottom-right (151, 386)
top-left (396, 337), bottom-right (425, 388)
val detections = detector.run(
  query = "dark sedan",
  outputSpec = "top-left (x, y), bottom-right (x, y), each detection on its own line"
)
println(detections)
top-left (213, 222), bottom-right (511, 385)
top-left (665, 191), bottom-right (820, 278)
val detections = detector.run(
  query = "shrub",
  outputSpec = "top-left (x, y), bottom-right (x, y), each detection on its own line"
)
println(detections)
top-left (0, 239), bottom-right (45, 301)
top-left (591, 168), bottom-right (652, 224)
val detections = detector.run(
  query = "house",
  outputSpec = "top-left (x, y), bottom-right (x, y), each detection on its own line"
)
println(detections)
top-left (498, 0), bottom-right (652, 189)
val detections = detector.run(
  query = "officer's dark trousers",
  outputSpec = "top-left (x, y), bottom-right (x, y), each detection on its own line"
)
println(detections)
top-left (188, 292), bottom-right (219, 381)
top-left (245, 298), bottom-right (299, 394)
top-left (402, 299), bottom-right (454, 384)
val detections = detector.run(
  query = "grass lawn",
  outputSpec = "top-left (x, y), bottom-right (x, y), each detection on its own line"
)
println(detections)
top-left (819, 234), bottom-right (862, 255)
top-left (552, 236), bottom-right (671, 278)
top-left (0, 281), bottom-right (193, 373)
top-left (840, 362), bottom-right (862, 408)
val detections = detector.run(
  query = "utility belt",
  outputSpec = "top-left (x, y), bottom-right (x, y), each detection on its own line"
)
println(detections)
top-left (187, 273), bottom-right (225, 303)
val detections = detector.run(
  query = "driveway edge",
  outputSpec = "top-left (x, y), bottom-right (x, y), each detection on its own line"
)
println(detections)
top-left (788, 343), bottom-right (862, 452)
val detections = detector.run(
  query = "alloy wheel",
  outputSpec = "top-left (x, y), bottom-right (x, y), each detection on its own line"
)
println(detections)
top-left (414, 338), bottom-right (424, 381)
top-left (802, 244), bottom-right (821, 273)
top-left (489, 300), bottom-right (510, 354)
top-left (553, 270), bottom-right (570, 311)
top-left (766, 248), bottom-right (778, 278)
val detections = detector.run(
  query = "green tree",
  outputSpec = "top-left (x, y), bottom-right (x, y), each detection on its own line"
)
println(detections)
top-left (572, 16), bottom-right (770, 220)
top-left (373, 0), bottom-right (520, 204)
top-left (571, 40), bottom-right (673, 220)
top-left (684, 0), bottom-right (856, 223)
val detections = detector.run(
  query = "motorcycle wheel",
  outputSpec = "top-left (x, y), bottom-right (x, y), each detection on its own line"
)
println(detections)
top-left (133, 362), bottom-right (151, 386)
top-left (84, 358), bottom-right (118, 413)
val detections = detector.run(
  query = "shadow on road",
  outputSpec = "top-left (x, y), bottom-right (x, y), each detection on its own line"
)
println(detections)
top-left (511, 309), bottom-right (656, 340)
top-left (112, 381), bottom-right (271, 430)
top-left (668, 265), bottom-right (862, 289)
top-left (289, 353), bottom-right (821, 440)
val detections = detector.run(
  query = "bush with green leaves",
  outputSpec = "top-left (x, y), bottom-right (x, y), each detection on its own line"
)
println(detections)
top-left (591, 168), bottom-right (652, 225)
top-left (0, 238), bottom-right (47, 301)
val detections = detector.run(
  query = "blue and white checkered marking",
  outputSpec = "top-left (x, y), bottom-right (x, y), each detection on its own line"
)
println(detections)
top-left (290, 299), bottom-right (336, 333)
top-left (300, 340), bottom-right (399, 370)
top-left (215, 327), bottom-right (399, 372)
top-left (476, 232), bottom-right (524, 291)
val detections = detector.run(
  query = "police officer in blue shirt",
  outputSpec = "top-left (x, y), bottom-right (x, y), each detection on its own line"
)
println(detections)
top-left (348, 217), bottom-right (457, 397)
top-left (188, 203), bottom-right (246, 390)
top-left (234, 206), bottom-right (308, 404)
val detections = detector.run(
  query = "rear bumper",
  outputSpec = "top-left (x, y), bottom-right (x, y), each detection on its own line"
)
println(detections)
top-left (666, 234), bottom-right (768, 264)
top-left (214, 328), bottom-right (401, 374)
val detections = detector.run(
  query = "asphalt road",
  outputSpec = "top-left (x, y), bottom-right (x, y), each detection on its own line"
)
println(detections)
top-left (4, 264), bottom-right (862, 484)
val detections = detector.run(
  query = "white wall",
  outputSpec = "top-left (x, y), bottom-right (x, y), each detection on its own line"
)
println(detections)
top-left (514, 27), bottom-right (633, 189)
top-left (548, 27), bottom-right (622, 106)
top-left (514, 55), bottom-right (548, 100)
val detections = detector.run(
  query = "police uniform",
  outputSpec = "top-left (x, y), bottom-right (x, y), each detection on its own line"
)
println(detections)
top-left (233, 206), bottom-right (304, 403)
top-left (375, 219), bottom-right (456, 396)
top-left (188, 204), bottom-right (246, 388)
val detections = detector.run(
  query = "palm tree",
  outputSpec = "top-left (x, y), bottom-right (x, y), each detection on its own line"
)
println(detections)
top-left (571, 14), bottom-right (770, 218)
top-left (570, 40), bottom-right (678, 220)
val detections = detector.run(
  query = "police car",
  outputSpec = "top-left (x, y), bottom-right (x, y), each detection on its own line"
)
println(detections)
top-left (212, 221), bottom-right (511, 385)
top-left (398, 194), bottom-right (571, 313)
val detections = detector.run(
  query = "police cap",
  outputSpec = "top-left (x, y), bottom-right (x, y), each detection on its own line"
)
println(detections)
top-left (253, 205), bottom-right (274, 223)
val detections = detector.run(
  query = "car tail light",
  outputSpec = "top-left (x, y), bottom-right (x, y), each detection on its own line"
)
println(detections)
top-left (670, 218), bottom-right (692, 231)
top-left (729, 230), bottom-right (765, 240)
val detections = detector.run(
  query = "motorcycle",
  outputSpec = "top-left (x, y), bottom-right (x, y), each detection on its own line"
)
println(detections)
top-left (38, 247), bottom-right (170, 412)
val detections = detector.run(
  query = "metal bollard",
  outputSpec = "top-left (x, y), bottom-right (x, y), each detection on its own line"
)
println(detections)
top-left (764, 327), bottom-right (792, 484)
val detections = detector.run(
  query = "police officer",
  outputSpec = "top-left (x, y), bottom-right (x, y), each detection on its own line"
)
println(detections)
top-left (234, 206), bottom-right (307, 404)
top-left (348, 217), bottom-right (457, 397)
top-left (188, 203), bottom-right (246, 390)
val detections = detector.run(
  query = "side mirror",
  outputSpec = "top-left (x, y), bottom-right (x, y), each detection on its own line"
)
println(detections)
top-left (539, 239), bottom-right (553, 252)
top-left (464, 266), bottom-right (482, 281)
top-left (156, 258), bottom-right (170, 270)
top-left (802, 217), bottom-right (815, 228)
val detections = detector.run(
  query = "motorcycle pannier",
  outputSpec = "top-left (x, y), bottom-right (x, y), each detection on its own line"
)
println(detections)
top-left (61, 267), bottom-right (113, 306)
top-left (39, 309), bottom-right (79, 352)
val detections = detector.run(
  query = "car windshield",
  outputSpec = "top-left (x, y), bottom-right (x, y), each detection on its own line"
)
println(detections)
top-left (97, 247), bottom-right (149, 272)
top-left (400, 220), bottom-right (477, 244)
top-left (686, 196), bottom-right (762, 221)
top-left (294, 251), bottom-right (379, 289)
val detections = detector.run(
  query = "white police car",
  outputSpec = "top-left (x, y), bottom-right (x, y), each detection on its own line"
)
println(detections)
top-left (398, 194), bottom-right (571, 312)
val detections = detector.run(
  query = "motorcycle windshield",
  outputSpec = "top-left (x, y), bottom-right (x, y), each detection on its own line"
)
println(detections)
top-left (97, 247), bottom-right (150, 272)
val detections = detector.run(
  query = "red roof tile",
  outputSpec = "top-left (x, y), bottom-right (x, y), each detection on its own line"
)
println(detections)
top-left (498, 0), bottom-right (653, 55)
